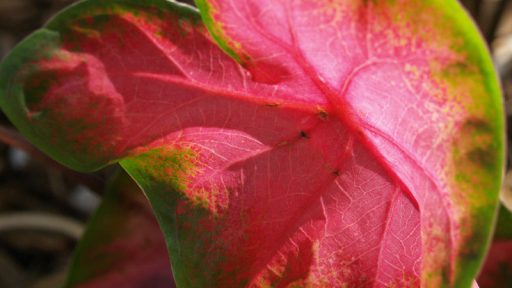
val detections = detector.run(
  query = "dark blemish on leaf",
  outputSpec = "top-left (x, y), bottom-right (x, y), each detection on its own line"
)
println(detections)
top-left (332, 169), bottom-right (340, 177)
top-left (300, 131), bottom-right (309, 139)
top-left (458, 117), bottom-right (497, 170)
top-left (264, 102), bottom-right (281, 108)
top-left (467, 147), bottom-right (496, 168)
top-left (461, 117), bottom-right (493, 133)
top-left (317, 109), bottom-right (328, 120)
top-left (445, 59), bottom-right (476, 75)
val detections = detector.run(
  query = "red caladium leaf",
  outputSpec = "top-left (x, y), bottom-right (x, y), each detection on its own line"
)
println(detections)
top-left (0, 0), bottom-right (504, 287)
top-left (477, 205), bottom-right (512, 288)
top-left (65, 170), bottom-right (175, 288)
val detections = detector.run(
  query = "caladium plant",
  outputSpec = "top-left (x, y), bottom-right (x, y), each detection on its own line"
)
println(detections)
top-left (65, 170), bottom-right (175, 288)
top-left (0, 0), bottom-right (504, 287)
top-left (477, 206), bottom-right (512, 288)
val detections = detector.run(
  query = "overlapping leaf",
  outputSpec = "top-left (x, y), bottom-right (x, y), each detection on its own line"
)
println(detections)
top-left (65, 170), bottom-right (175, 288)
top-left (0, 0), bottom-right (504, 287)
top-left (477, 206), bottom-right (512, 288)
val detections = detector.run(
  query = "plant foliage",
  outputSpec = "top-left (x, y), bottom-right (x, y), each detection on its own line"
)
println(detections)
top-left (0, 0), bottom-right (504, 287)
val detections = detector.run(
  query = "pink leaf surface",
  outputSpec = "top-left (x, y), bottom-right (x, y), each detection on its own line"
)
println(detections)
top-left (0, 0), bottom-right (504, 287)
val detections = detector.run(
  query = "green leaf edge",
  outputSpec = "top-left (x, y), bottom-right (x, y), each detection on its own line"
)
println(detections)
top-left (0, 0), bottom-right (202, 172)
top-left (0, 0), bottom-right (504, 287)
top-left (437, 2), bottom-right (504, 287)
top-left (0, 0), bottom-right (201, 286)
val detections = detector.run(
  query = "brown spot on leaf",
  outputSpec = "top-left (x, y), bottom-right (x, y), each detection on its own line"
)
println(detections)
top-left (461, 117), bottom-right (493, 134)
top-left (457, 117), bottom-right (497, 170)
top-left (299, 131), bottom-right (309, 139)
top-left (317, 108), bottom-right (329, 120)
top-left (264, 102), bottom-right (281, 108)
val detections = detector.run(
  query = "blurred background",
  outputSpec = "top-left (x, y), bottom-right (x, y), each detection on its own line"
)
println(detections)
top-left (0, 0), bottom-right (510, 287)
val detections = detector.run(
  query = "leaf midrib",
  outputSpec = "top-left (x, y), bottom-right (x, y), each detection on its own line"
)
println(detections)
top-left (212, 1), bottom-right (457, 284)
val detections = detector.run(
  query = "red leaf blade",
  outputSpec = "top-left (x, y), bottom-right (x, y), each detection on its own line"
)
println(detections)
top-left (0, 0), bottom-right (504, 287)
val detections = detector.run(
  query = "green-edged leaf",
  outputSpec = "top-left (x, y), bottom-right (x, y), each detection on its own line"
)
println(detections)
top-left (0, 0), bottom-right (504, 287)
top-left (65, 170), bottom-right (175, 288)
top-left (477, 205), bottom-right (512, 288)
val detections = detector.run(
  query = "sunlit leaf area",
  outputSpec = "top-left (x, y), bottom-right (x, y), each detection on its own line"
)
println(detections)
top-left (0, 0), bottom-right (510, 287)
